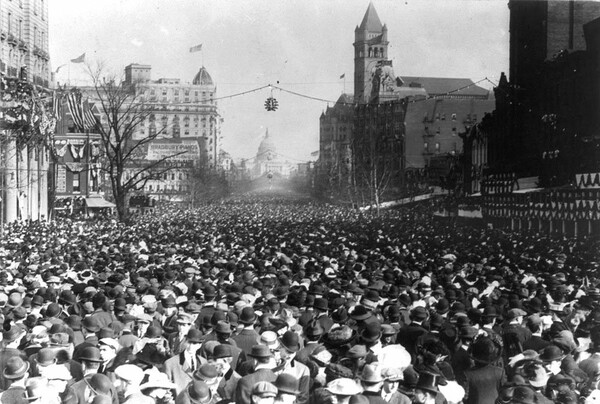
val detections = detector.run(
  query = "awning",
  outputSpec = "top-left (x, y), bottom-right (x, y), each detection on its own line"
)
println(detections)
top-left (85, 197), bottom-right (115, 209)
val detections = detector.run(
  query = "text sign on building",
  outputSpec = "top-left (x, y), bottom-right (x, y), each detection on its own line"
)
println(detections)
top-left (57, 166), bottom-right (67, 193)
top-left (146, 142), bottom-right (199, 161)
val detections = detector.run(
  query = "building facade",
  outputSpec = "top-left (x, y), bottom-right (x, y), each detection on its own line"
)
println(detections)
top-left (0, 0), bottom-right (52, 224)
top-left (473, 1), bottom-right (600, 189)
top-left (122, 64), bottom-right (222, 202)
top-left (252, 130), bottom-right (295, 179)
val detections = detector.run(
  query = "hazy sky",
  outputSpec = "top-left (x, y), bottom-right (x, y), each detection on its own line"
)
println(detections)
top-left (49, 0), bottom-right (510, 162)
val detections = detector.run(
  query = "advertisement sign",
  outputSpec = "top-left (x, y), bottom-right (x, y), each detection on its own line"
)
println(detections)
top-left (146, 142), bottom-right (199, 161)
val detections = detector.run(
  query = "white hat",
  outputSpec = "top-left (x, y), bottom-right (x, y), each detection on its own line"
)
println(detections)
top-left (325, 378), bottom-right (363, 395)
top-left (114, 364), bottom-right (145, 385)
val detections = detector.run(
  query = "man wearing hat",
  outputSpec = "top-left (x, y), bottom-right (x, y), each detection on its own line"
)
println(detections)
top-left (502, 308), bottom-right (532, 358)
top-left (313, 298), bottom-right (334, 334)
top-left (413, 372), bottom-right (440, 404)
top-left (359, 363), bottom-right (387, 404)
top-left (277, 331), bottom-right (310, 404)
top-left (233, 307), bottom-right (261, 356)
top-left (63, 372), bottom-right (117, 404)
top-left (295, 320), bottom-right (324, 364)
top-left (178, 379), bottom-right (213, 404)
top-left (0, 326), bottom-right (28, 390)
top-left (381, 368), bottom-right (410, 404)
top-left (397, 307), bottom-right (429, 362)
top-left (0, 356), bottom-right (30, 403)
top-left (324, 378), bottom-right (364, 404)
top-left (168, 312), bottom-right (194, 356)
top-left (213, 344), bottom-right (241, 402)
top-left (274, 373), bottom-right (300, 404)
top-left (164, 328), bottom-right (206, 395)
top-left (250, 381), bottom-right (278, 404)
top-left (114, 364), bottom-right (153, 403)
top-left (235, 345), bottom-right (277, 404)
top-left (462, 337), bottom-right (506, 404)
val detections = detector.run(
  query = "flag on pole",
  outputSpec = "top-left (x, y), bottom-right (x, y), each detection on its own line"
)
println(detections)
top-left (339, 73), bottom-right (345, 79)
top-left (70, 53), bottom-right (86, 63)
top-left (55, 64), bottom-right (67, 74)
top-left (189, 44), bottom-right (203, 53)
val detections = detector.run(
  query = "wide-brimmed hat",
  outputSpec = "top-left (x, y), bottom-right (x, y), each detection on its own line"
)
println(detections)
top-left (140, 371), bottom-right (177, 391)
top-left (4, 356), bottom-right (30, 379)
top-left (325, 378), bottom-right (363, 396)
top-left (313, 298), bottom-right (328, 312)
top-left (194, 364), bottom-right (219, 386)
top-left (322, 325), bottom-right (356, 348)
top-left (350, 305), bottom-right (372, 321)
top-left (248, 344), bottom-right (274, 358)
top-left (360, 363), bottom-right (384, 383)
top-left (469, 337), bottom-right (500, 364)
top-left (279, 330), bottom-right (300, 352)
top-left (305, 320), bottom-right (324, 338)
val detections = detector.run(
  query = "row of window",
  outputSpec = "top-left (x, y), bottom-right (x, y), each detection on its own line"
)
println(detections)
top-left (429, 113), bottom-right (478, 122)
top-left (423, 142), bottom-right (458, 153)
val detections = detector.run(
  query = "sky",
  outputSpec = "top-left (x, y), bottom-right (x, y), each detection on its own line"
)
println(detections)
top-left (49, 0), bottom-right (510, 163)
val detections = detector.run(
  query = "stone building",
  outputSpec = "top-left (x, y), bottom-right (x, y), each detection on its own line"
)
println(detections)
top-left (121, 64), bottom-right (222, 202)
top-left (0, 0), bottom-right (52, 224)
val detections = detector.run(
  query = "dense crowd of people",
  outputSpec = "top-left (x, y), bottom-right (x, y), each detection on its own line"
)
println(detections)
top-left (0, 196), bottom-right (597, 404)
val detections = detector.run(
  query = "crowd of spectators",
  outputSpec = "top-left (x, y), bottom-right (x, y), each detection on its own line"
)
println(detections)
top-left (0, 196), bottom-right (597, 404)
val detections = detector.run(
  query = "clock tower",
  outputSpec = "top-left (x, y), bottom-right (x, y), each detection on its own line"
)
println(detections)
top-left (354, 2), bottom-right (389, 104)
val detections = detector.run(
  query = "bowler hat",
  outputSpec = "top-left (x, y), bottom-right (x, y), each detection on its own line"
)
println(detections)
top-left (84, 373), bottom-right (113, 396)
top-left (79, 346), bottom-right (103, 363)
top-left (279, 330), bottom-right (300, 352)
top-left (305, 320), bottom-right (324, 338)
top-left (511, 386), bottom-right (536, 404)
top-left (35, 348), bottom-right (57, 366)
top-left (194, 364), bottom-right (219, 385)
top-left (411, 307), bottom-right (428, 323)
top-left (360, 322), bottom-right (382, 343)
top-left (3, 356), bottom-right (30, 379)
top-left (275, 373), bottom-right (300, 395)
top-left (239, 307), bottom-right (257, 325)
top-left (187, 329), bottom-right (205, 344)
top-left (539, 345), bottom-right (564, 362)
top-left (214, 321), bottom-right (233, 335)
top-left (188, 380), bottom-right (212, 403)
top-left (213, 344), bottom-right (233, 359)
top-left (313, 298), bottom-right (328, 311)
top-left (248, 344), bottom-right (273, 358)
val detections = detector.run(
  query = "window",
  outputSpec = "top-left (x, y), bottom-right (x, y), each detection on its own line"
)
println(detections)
top-left (18, 20), bottom-right (22, 39)
top-left (8, 13), bottom-right (12, 34)
top-left (435, 143), bottom-right (440, 152)
top-left (424, 142), bottom-right (429, 151)
top-left (451, 113), bottom-right (457, 121)
top-left (34, 27), bottom-right (38, 47)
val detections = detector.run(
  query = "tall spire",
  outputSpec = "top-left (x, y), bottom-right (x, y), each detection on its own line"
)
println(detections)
top-left (359, 2), bottom-right (383, 32)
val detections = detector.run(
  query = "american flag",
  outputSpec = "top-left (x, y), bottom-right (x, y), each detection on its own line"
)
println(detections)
top-left (52, 91), bottom-right (62, 121)
top-left (66, 92), bottom-right (85, 129)
top-left (83, 101), bottom-right (98, 130)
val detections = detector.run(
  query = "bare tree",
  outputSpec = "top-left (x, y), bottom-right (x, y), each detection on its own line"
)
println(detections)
top-left (85, 63), bottom-right (185, 222)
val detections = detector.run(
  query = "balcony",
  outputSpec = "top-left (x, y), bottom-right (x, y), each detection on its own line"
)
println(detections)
top-left (6, 34), bottom-right (17, 46)
top-left (0, 31), bottom-right (6, 41)
top-left (18, 40), bottom-right (27, 51)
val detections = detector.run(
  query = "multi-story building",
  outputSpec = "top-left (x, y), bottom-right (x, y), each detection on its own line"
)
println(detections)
top-left (122, 63), bottom-right (222, 202)
top-left (471, 1), bottom-right (600, 188)
top-left (316, 3), bottom-right (495, 200)
top-left (316, 94), bottom-right (354, 192)
top-left (0, 0), bottom-right (52, 224)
